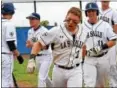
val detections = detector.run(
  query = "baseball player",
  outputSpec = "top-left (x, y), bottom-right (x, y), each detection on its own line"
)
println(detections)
top-left (26, 12), bottom-right (52, 87)
top-left (99, 1), bottom-right (117, 87)
top-left (1, 3), bottom-right (24, 87)
top-left (83, 2), bottom-right (117, 87)
top-left (27, 7), bottom-right (97, 87)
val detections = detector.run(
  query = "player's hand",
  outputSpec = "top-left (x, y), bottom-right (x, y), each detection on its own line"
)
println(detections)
top-left (27, 59), bottom-right (36, 74)
top-left (17, 55), bottom-right (24, 64)
top-left (87, 46), bottom-right (102, 56)
top-left (26, 40), bottom-right (33, 48)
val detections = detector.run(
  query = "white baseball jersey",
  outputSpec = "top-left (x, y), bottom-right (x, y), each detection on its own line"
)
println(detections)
top-left (2, 19), bottom-right (17, 53)
top-left (83, 20), bottom-right (117, 52)
top-left (27, 26), bottom-right (51, 55)
top-left (99, 8), bottom-right (117, 26)
top-left (39, 23), bottom-right (87, 67)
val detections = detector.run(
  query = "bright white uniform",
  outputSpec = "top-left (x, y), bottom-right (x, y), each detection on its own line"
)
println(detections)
top-left (2, 19), bottom-right (17, 87)
top-left (27, 26), bottom-right (52, 87)
top-left (39, 23), bottom-right (97, 87)
top-left (99, 8), bottom-right (117, 87)
top-left (82, 20), bottom-right (117, 87)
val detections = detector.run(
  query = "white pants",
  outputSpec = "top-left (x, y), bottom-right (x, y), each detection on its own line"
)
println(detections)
top-left (35, 54), bottom-right (52, 87)
top-left (52, 63), bottom-right (97, 87)
top-left (108, 46), bottom-right (117, 87)
top-left (2, 54), bottom-right (14, 87)
top-left (85, 52), bottom-right (110, 87)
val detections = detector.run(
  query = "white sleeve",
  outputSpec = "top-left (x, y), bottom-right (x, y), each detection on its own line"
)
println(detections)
top-left (6, 23), bottom-right (16, 41)
top-left (27, 29), bottom-right (32, 41)
top-left (106, 23), bottom-right (117, 40)
top-left (39, 27), bottom-right (57, 46)
top-left (112, 10), bottom-right (117, 24)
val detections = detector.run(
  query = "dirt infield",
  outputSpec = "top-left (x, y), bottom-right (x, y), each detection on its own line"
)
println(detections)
top-left (17, 81), bottom-right (35, 87)
top-left (22, 54), bottom-right (29, 59)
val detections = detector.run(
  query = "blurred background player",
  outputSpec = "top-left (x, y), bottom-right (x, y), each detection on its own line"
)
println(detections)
top-left (99, 1), bottom-right (117, 87)
top-left (83, 2), bottom-right (117, 87)
top-left (27, 7), bottom-right (97, 87)
top-left (26, 12), bottom-right (52, 87)
top-left (1, 3), bottom-right (24, 87)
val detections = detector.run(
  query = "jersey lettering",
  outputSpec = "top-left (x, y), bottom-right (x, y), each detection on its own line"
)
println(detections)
top-left (100, 16), bottom-right (109, 23)
top-left (87, 31), bottom-right (103, 38)
top-left (60, 40), bottom-right (83, 49)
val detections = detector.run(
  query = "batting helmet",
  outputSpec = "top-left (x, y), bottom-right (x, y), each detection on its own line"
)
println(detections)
top-left (1, 3), bottom-right (15, 15)
top-left (85, 2), bottom-right (99, 16)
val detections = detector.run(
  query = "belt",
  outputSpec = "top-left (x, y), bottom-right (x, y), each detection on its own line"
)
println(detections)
top-left (1, 52), bottom-right (11, 54)
top-left (93, 51), bottom-right (108, 57)
top-left (37, 54), bottom-right (46, 56)
top-left (55, 63), bottom-right (80, 70)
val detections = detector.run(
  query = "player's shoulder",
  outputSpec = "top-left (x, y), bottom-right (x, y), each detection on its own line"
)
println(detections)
top-left (28, 27), bottom-right (33, 33)
top-left (40, 26), bottom-right (48, 31)
top-left (48, 24), bottom-right (61, 33)
top-left (2, 19), bottom-right (15, 27)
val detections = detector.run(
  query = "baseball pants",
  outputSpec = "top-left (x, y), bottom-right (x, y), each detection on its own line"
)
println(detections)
top-left (52, 63), bottom-right (97, 87)
top-left (108, 45), bottom-right (117, 87)
top-left (35, 54), bottom-right (52, 87)
top-left (2, 54), bottom-right (14, 87)
top-left (85, 52), bottom-right (110, 87)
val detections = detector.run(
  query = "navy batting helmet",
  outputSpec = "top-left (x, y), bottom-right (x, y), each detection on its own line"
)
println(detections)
top-left (85, 2), bottom-right (99, 16)
top-left (1, 3), bottom-right (15, 15)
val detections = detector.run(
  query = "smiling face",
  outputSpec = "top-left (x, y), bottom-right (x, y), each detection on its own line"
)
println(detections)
top-left (86, 9), bottom-right (98, 23)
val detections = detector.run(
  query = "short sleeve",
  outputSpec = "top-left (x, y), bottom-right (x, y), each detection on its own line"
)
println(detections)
top-left (39, 27), bottom-right (57, 46)
top-left (6, 23), bottom-right (16, 41)
top-left (112, 10), bottom-right (117, 24)
top-left (106, 23), bottom-right (117, 40)
top-left (27, 29), bottom-right (32, 40)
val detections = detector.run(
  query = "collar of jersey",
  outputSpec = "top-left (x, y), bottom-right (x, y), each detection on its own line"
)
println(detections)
top-left (84, 20), bottom-right (103, 30)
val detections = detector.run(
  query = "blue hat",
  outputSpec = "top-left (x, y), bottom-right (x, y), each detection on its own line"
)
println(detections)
top-left (26, 12), bottom-right (40, 20)
top-left (2, 3), bottom-right (15, 14)
top-left (85, 2), bottom-right (99, 16)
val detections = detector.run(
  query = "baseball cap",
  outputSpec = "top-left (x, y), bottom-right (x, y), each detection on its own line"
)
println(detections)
top-left (1, 3), bottom-right (15, 14)
top-left (26, 12), bottom-right (40, 20)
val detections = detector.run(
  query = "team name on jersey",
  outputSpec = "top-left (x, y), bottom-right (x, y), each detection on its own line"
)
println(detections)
top-left (100, 16), bottom-right (109, 23)
top-left (87, 31), bottom-right (103, 38)
top-left (31, 37), bottom-right (38, 42)
top-left (60, 40), bottom-right (83, 49)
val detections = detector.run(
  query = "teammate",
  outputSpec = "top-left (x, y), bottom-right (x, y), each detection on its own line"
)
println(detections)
top-left (83, 2), bottom-right (117, 87)
top-left (26, 12), bottom-right (52, 87)
top-left (99, 1), bottom-right (117, 87)
top-left (27, 7), bottom-right (97, 87)
top-left (1, 3), bottom-right (24, 87)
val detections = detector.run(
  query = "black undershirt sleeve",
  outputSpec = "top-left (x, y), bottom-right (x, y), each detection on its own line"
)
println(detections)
top-left (7, 40), bottom-right (16, 51)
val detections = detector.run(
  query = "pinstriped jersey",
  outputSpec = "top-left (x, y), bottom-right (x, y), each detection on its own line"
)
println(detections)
top-left (39, 23), bottom-right (87, 67)
top-left (82, 20), bottom-right (117, 55)
top-left (2, 19), bottom-right (17, 53)
top-left (27, 26), bottom-right (52, 55)
top-left (99, 8), bottom-right (117, 26)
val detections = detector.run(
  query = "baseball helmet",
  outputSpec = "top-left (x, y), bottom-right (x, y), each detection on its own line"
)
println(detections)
top-left (85, 2), bottom-right (99, 16)
top-left (1, 3), bottom-right (15, 15)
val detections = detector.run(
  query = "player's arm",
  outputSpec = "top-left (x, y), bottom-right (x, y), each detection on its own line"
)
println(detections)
top-left (113, 24), bottom-right (117, 34)
top-left (26, 30), bottom-right (33, 48)
top-left (112, 10), bottom-right (117, 34)
top-left (6, 24), bottom-right (24, 64)
top-left (27, 27), bottom-right (57, 73)
top-left (26, 40), bottom-right (33, 48)
top-left (6, 40), bottom-right (24, 64)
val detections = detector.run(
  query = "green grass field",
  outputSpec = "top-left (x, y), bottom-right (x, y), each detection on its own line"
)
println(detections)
top-left (13, 59), bottom-right (53, 87)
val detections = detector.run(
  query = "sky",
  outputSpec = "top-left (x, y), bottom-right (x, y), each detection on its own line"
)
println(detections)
top-left (2, 1), bottom-right (117, 27)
